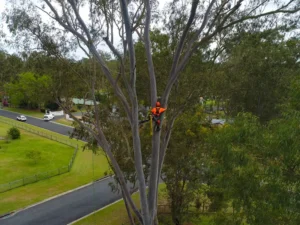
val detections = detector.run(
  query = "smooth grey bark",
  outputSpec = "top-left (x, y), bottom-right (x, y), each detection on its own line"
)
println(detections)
top-left (143, 0), bottom-right (160, 223)
top-left (44, 0), bottom-right (143, 222)
top-left (28, 1), bottom-right (300, 225)
top-left (120, 0), bottom-right (151, 224)
top-left (58, 101), bottom-right (143, 223)
top-left (122, 189), bottom-right (136, 225)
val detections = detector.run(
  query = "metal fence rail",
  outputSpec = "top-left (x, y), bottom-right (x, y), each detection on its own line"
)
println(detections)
top-left (0, 116), bottom-right (77, 148)
top-left (0, 116), bottom-right (78, 193)
top-left (0, 166), bottom-right (71, 193)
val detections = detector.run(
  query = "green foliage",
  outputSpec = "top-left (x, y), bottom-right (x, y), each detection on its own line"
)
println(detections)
top-left (44, 101), bottom-right (59, 111)
top-left (135, 30), bottom-right (173, 105)
top-left (163, 106), bottom-right (212, 225)
top-left (288, 77), bottom-right (300, 110)
top-left (24, 52), bottom-right (88, 99)
top-left (26, 150), bottom-right (42, 164)
top-left (7, 127), bottom-right (21, 139)
top-left (0, 51), bottom-right (23, 92)
top-left (5, 72), bottom-right (52, 109)
top-left (95, 91), bottom-right (110, 105)
top-left (209, 112), bottom-right (300, 225)
top-left (211, 30), bottom-right (300, 122)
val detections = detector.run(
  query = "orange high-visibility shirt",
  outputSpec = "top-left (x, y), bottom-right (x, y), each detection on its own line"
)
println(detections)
top-left (151, 107), bottom-right (166, 116)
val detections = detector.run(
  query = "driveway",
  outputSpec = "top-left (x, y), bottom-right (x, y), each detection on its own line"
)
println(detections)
top-left (0, 109), bottom-right (73, 136)
top-left (0, 177), bottom-right (124, 225)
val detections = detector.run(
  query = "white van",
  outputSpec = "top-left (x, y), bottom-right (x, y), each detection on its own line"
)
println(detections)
top-left (43, 115), bottom-right (52, 121)
top-left (44, 113), bottom-right (54, 121)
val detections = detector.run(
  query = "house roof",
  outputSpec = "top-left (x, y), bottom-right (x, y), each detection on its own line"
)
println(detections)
top-left (72, 98), bottom-right (99, 105)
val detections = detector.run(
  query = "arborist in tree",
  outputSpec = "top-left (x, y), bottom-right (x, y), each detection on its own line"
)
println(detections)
top-left (151, 101), bottom-right (166, 131)
top-left (139, 101), bottom-right (167, 132)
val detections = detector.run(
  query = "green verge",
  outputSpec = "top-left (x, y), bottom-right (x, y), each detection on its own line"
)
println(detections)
top-left (0, 122), bottom-right (74, 183)
top-left (54, 118), bottom-right (74, 127)
top-left (75, 193), bottom-right (140, 225)
top-left (74, 185), bottom-right (165, 225)
top-left (0, 117), bottom-right (109, 215)
top-left (4, 107), bottom-right (44, 118)
top-left (74, 184), bottom-right (213, 225)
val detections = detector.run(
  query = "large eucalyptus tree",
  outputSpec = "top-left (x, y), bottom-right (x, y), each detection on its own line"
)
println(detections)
top-left (4, 0), bottom-right (300, 224)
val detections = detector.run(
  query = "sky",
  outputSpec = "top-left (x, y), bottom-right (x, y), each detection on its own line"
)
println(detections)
top-left (0, 1), bottom-right (13, 54)
top-left (0, 0), bottom-right (170, 59)
top-left (0, 0), bottom-right (298, 59)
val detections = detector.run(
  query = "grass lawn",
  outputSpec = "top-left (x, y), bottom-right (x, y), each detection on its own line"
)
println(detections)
top-left (4, 107), bottom-right (45, 118)
top-left (0, 117), bottom-right (109, 215)
top-left (0, 122), bottom-right (74, 184)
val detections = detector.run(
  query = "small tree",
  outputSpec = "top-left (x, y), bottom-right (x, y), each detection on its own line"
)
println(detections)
top-left (26, 150), bottom-right (42, 164)
top-left (163, 107), bottom-right (211, 225)
top-left (7, 127), bottom-right (21, 139)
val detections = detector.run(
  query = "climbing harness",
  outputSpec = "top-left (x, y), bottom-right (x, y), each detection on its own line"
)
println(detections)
top-left (138, 101), bottom-right (166, 135)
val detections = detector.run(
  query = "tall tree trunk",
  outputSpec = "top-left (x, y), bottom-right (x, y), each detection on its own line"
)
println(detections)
top-left (122, 190), bottom-right (136, 225)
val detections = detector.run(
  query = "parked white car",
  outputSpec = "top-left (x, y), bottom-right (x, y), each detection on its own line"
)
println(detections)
top-left (16, 115), bottom-right (27, 122)
top-left (44, 115), bottom-right (53, 121)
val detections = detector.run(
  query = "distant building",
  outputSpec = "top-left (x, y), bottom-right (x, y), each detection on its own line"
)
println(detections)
top-left (72, 98), bottom-right (99, 106)
top-left (211, 119), bottom-right (225, 126)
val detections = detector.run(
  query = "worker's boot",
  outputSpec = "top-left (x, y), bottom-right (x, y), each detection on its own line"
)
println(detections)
top-left (156, 120), bottom-right (161, 131)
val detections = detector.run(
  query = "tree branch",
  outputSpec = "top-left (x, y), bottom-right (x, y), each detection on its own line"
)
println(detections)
top-left (132, 3), bottom-right (145, 32)
top-left (143, 0), bottom-right (161, 222)
top-left (57, 98), bottom-right (143, 223)
top-left (222, 7), bottom-right (300, 30)
top-left (120, 0), bottom-right (137, 89)
top-left (67, 0), bottom-right (93, 43)
top-left (164, 0), bottom-right (244, 92)
top-left (76, 37), bottom-right (90, 58)
top-left (119, 1), bottom-right (150, 224)
top-left (44, 0), bottom-right (89, 45)
top-left (35, 5), bottom-right (56, 20)
top-left (161, 0), bottom-right (201, 106)
top-left (43, 0), bottom-right (143, 220)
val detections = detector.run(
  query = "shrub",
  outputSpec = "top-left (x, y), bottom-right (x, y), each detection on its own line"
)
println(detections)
top-left (195, 197), bottom-right (201, 211)
top-left (7, 127), bottom-right (21, 139)
top-left (71, 107), bottom-right (77, 112)
top-left (26, 150), bottom-right (42, 164)
top-left (45, 101), bottom-right (59, 111)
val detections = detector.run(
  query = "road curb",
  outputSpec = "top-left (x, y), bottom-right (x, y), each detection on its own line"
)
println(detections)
top-left (51, 121), bottom-right (74, 128)
top-left (1, 109), bottom-right (73, 127)
top-left (0, 109), bottom-right (44, 121)
top-left (0, 212), bottom-right (15, 219)
top-left (68, 184), bottom-right (137, 225)
top-left (0, 176), bottom-right (111, 220)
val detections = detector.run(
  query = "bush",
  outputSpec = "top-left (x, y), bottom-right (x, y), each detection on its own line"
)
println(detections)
top-left (26, 150), bottom-right (42, 164)
top-left (71, 107), bottom-right (77, 112)
top-left (157, 215), bottom-right (173, 225)
top-left (40, 108), bottom-right (46, 113)
top-left (7, 127), bottom-right (21, 139)
top-left (44, 101), bottom-right (59, 111)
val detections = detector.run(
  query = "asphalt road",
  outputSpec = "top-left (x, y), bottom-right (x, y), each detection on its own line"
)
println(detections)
top-left (0, 109), bottom-right (73, 136)
top-left (0, 109), bottom-right (124, 225)
top-left (0, 177), bottom-right (123, 225)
